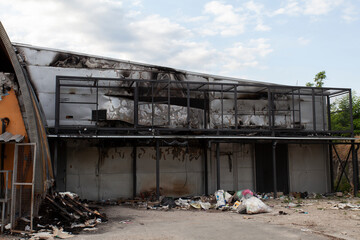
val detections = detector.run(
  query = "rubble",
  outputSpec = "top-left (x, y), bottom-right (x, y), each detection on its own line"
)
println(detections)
top-left (5, 192), bottom-right (108, 238)
top-left (330, 202), bottom-right (360, 210)
top-left (118, 189), bottom-right (272, 215)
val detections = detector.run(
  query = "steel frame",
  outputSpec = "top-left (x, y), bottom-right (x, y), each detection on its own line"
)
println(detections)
top-left (10, 143), bottom-right (36, 233)
top-left (52, 76), bottom-right (353, 137)
top-left (50, 76), bottom-right (358, 199)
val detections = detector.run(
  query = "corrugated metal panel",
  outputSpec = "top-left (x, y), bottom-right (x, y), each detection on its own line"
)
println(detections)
top-left (0, 131), bottom-right (24, 143)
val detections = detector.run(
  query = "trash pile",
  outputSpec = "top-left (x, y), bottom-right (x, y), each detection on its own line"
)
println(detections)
top-left (331, 202), bottom-right (360, 210)
top-left (122, 189), bottom-right (272, 215)
top-left (12, 192), bottom-right (107, 239)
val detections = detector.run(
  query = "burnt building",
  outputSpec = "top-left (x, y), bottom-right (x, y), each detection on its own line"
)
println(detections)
top-left (0, 22), bottom-right (358, 208)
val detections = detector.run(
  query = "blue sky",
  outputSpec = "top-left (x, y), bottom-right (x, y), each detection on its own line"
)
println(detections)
top-left (0, 0), bottom-right (359, 92)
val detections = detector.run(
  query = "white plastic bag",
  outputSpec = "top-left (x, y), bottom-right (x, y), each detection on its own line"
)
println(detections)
top-left (242, 196), bottom-right (272, 214)
top-left (215, 190), bottom-right (226, 208)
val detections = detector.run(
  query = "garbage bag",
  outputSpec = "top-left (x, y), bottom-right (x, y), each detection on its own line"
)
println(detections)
top-left (161, 197), bottom-right (176, 209)
top-left (190, 201), bottom-right (201, 209)
top-left (236, 189), bottom-right (253, 200)
top-left (224, 191), bottom-right (232, 203)
top-left (175, 198), bottom-right (190, 208)
top-left (200, 202), bottom-right (211, 210)
top-left (215, 190), bottom-right (226, 208)
top-left (242, 196), bottom-right (272, 214)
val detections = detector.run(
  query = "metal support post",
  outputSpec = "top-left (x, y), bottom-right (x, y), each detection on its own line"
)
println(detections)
top-left (329, 142), bottom-right (334, 192)
top-left (312, 89), bottom-right (317, 132)
top-left (187, 83), bottom-right (190, 129)
top-left (272, 141), bottom-right (278, 198)
top-left (134, 82), bottom-right (139, 129)
top-left (352, 141), bottom-right (358, 196)
top-left (234, 85), bottom-right (238, 129)
top-left (55, 77), bottom-right (60, 134)
top-left (349, 90), bottom-right (354, 137)
top-left (355, 144), bottom-right (360, 195)
top-left (156, 140), bottom-right (160, 200)
top-left (203, 141), bottom-right (208, 195)
top-left (216, 142), bottom-right (220, 190)
top-left (132, 146), bottom-right (137, 198)
top-left (203, 92), bottom-right (207, 129)
top-left (53, 140), bottom-right (58, 179)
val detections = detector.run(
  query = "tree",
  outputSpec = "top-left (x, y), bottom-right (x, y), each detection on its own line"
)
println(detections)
top-left (306, 71), bottom-right (326, 87)
top-left (331, 92), bottom-right (360, 135)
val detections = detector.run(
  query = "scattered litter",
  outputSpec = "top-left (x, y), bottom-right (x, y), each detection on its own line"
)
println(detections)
top-left (175, 198), bottom-right (190, 209)
top-left (242, 196), bottom-right (272, 214)
top-left (224, 191), bottom-right (232, 203)
top-left (21, 217), bottom-right (31, 223)
top-left (161, 197), bottom-right (176, 209)
top-left (29, 232), bottom-right (54, 240)
top-left (119, 220), bottom-right (132, 224)
top-left (299, 210), bottom-right (308, 214)
top-left (52, 226), bottom-right (74, 239)
top-left (83, 227), bottom-right (98, 231)
top-left (301, 228), bottom-right (311, 232)
top-left (215, 190), bottom-right (226, 208)
top-left (5, 223), bottom-right (11, 230)
top-left (279, 211), bottom-right (288, 215)
top-left (190, 201), bottom-right (201, 209)
top-left (236, 189), bottom-right (253, 200)
top-left (200, 202), bottom-right (211, 210)
top-left (336, 192), bottom-right (343, 197)
top-left (331, 203), bottom-right (360, 210)
top-left (232, 201), bottom-right (241, 210)
top-left (29, 226), bottom-right (74, 240)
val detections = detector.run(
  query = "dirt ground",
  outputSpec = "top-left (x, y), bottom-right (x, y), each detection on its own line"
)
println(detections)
top-left (70, 205), bottom-right (327, 240)
top-left (75, 197), bottom-right (360, 240)
top-left (3, 197), bottom-right (360, 240)
top-left (251, 197), bottom-right (360, 240)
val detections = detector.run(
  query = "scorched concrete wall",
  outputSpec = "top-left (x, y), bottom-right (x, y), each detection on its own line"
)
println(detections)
top-left (288, 144), bottom-right (329, 193)
top-left (65, 140), bottom-right (203, 200)
top-left (208, 143), bottom-right (254, 193)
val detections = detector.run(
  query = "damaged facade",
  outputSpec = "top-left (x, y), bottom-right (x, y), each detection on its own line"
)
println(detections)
top-left (0, 21), bottom-right (358, 229)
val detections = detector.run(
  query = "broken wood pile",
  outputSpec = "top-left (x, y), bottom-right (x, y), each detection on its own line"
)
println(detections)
top-left (34, 192), bottom-right (107, 233)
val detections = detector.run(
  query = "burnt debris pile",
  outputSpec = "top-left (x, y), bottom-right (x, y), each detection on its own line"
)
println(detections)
top-left (35, 192), bottom-right (107, 233)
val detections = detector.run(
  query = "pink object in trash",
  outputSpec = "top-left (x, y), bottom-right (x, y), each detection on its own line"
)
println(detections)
top-left (242, 189), bottom-right (253, 197)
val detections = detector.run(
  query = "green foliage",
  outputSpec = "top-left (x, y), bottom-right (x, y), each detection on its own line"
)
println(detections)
top-left (306, 71), bottom-right (326, 87)
top-left (331, 92), bottom-right (360, 135)
top-left (314, 71), bottom-right (326, 87)
top-left (334, 175), bottom-right (352, 193)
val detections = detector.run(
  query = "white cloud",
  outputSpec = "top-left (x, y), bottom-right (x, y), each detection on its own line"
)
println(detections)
top-left (272, 0), bottom-right (302, 16)
top-left (304, 0), bottom-right (343, 15)
top-left (342, 3), bottom-right (358, 23)
top-left (202, 1), bottom-right (246, 36)
top-left (297, 37), bottom-right (311, 45)
top-left (255, 21), bottom-right (271, 31)
top-left (131, 0), bottom-right (142, 7)
top-left (222, 38), bottom-right (273, 71)
top-left (0, 0), bottom-right (273, 76)
top-left (199, 1), bottom-right (272, 36)
top-left (273, 0), bottom-right (345, 16)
